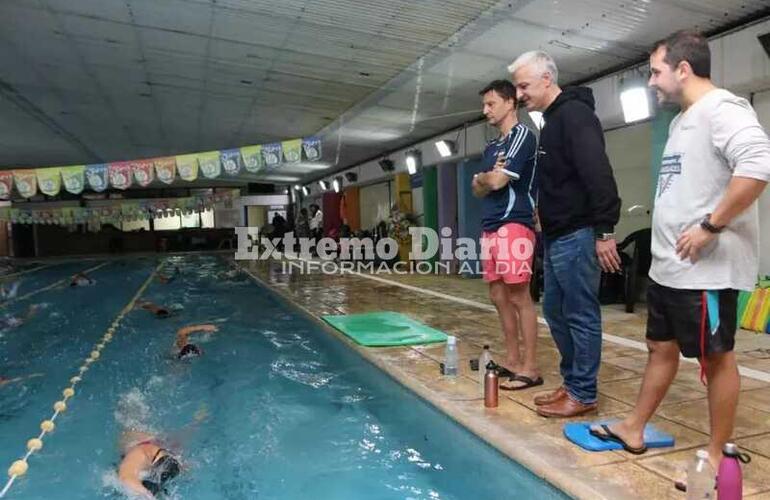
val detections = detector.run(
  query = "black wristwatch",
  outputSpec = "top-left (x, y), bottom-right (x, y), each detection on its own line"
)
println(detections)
top-left (700, 214), bottom-right (724, 234)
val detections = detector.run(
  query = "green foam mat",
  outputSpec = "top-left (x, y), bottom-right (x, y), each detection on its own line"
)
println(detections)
top-left (322, 311), bottom-right (448, 347)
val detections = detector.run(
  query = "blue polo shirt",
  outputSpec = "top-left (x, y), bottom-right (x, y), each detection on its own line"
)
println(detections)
top-left (480, 123), bottom-right (538, 232)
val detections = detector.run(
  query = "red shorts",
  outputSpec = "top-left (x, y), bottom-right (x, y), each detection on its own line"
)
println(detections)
top-left (480, 223), bottom-right (535, 284)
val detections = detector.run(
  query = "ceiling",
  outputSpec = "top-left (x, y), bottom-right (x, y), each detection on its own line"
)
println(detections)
top-left (1, 0), bottom-right (768, 191)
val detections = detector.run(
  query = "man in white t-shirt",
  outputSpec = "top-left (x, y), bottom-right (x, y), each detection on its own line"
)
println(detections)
top-left (589, 31), bottom-right (770, 481)
top-left (308, 204), bottom-right (323, 240)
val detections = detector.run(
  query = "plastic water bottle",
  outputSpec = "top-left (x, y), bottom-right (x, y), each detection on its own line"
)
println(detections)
top-left (718, 443), bottom-right (750, 500)
top-left (686, 449), bottom-right (715, 500)
top-left (444, 336), bottom-right (458, 377)
top-left (478, 345), bottom-right (493, 394)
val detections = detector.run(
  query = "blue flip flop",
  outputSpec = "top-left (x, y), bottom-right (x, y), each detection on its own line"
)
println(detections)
top-left (564, 420), bottom-right (675, 453)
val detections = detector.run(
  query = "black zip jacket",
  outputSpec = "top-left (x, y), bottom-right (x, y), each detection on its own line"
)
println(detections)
top-left (538, 86), bottom-right (621, 239)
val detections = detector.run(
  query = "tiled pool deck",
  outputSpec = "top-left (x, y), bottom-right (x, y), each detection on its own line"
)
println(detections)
top-left (239, 258), bottom-right (770, 499)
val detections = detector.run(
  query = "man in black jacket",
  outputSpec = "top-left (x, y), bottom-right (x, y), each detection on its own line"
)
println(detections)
top-left (509, 51), bottom-right (621, 417)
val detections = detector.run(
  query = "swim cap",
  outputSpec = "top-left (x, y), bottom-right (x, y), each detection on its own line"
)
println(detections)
top-left (141, 454), bottom-right (181, 495)
top-left (177, 344), bottom-right (200, 359)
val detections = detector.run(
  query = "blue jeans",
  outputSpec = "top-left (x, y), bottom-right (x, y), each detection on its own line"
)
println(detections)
top-left (543, 227), bottom-right (602, 404)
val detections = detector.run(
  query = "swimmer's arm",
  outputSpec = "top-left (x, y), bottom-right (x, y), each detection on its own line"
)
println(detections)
top-left (175, 324), bottom-right (217, 348)
top-left (118, 452), bottom-right (153, 498)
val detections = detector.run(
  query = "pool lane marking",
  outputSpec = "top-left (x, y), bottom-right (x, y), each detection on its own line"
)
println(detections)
top-left (343, 270), bottom-right (770, 383)
top-left (237, 256), bottom-right (770, 385)
top-left (0, 262), bottom-right (161, 498)
top-left (0, 261), bottom-right (111, 311)
top-left (0, 263), bottom-right (57, 281)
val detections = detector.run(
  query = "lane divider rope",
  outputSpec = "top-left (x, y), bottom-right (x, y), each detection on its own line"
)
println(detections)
top-left (0, 262), bottom-right (161, 498)
top-left (0, 262), bottom-right (110, 311)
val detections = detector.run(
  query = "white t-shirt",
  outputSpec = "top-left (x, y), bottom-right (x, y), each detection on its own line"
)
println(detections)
top-left (650, 89), bottom-right (770, 291)
top-left (309, 210), bottom-right (323, 231)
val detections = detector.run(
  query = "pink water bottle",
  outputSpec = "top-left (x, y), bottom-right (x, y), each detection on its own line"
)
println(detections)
top-left (717, 443), bottom-right (751, 500)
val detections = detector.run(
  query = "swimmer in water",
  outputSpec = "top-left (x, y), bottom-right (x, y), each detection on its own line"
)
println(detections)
top-left (175, 324), bottom-right (218, 360)
top-left (136, 300), bottom-right (171, 319)
top-left (117, 409), bottom-right (208, 497)
top-left (0, 304), bottom-right (41, 330)
top-left (70, 272), bottom-right (95, 287)
top-left (118, 431), bottom-right (182, 498)
top-left (0, 281), bottom-right (20, 301)
top-left (0, 373), bottom-right (43, 387)
top-left (157, 266), bottom-right (180, 285)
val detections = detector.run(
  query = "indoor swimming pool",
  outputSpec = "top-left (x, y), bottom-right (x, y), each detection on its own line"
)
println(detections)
top-left (0, 256), bottom-right (567, 499)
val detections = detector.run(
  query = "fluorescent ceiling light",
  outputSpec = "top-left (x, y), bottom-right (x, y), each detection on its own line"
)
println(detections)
top-left (301, 186), bottom-right (309, 196)
top-left (405, 150), bottom-right (421, 175)
top-left (435, 140), bottom-right (456, 158)
top-left (620, 87), bottom-right (651, 123)
top-left (293, 184), bottom-right (301, 191)
top-left (318, 180), bottom-right (328, 191)
top-left (332, 178), bottom-right (341, 193)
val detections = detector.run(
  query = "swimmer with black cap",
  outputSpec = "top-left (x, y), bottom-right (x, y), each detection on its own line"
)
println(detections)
top-left (136, 300), bottom-right (171, 319)
top-left (118, 431), bottom-right (182, 498)
top-left (175, 324), bottom-right (218, 360)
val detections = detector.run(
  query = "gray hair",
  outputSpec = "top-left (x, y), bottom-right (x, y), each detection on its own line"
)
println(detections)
top-left (508, 51), bottom-right (559, 85)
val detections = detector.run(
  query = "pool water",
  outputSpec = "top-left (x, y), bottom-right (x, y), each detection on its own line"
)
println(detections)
top-left (0, 256), bottom-right (568, 499)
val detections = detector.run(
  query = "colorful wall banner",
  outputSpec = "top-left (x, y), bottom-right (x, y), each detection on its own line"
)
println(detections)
top-left (176, 154), bottom-right (199, 182)
top-left (1, 136), bottom-right (319, 196)
top-left (262, 143), bottom-right (283, 169)
top-left (131, 160), bottom-right (155, 187)
top-left (154, 157), bottom-right (176, 185)
top-left (36, 168), bottom-right (62, 196)
top-left (13, 170), bottom-right (37, 198)
top-left (61, 165), bottom-right (85, 194)
top-left (241, 145), bottom-right (264, 173)
top-left (198, 151), bottom-right (221, 179)
top-left (109, 162), bottom-right (133, 190)
top-left (282, 139), bottom-right (302, 164)
top-left (86, 164), bottom-right (109, 192)
top-left (302, 137), bottom-right (322, 161)
top-left (0, 172), bottom-right (13, 199)
top-left (220, 149), bottom-right (242, 176)
top-left (0, 189), bottom-right (238, 225)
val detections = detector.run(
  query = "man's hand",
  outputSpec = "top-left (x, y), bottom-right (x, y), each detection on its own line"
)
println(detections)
top-left (676, 225), bottom-right (717, 263)
top-left (596, 239), bottom-right (622, 273)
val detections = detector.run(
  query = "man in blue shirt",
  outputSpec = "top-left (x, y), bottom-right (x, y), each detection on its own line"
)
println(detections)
top-left (472, 80), bottom-right (542, 391)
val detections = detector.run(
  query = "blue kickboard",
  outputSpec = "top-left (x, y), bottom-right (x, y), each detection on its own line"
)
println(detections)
top-left (564, 420), bottom-right (675, 452)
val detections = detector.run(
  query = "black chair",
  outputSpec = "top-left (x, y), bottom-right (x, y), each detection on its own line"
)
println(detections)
top-left (599, 228), bottom-right (651, 312)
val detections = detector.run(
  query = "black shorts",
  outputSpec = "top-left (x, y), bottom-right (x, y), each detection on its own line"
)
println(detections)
top-left (646, 279), bottom-right (738, 358)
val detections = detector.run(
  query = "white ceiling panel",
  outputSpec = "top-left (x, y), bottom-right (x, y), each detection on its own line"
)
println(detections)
top-left (0, 0), bottom-right (766, 190)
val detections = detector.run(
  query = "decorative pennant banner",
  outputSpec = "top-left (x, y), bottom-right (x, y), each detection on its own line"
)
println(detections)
top-left (131, 160), bottom-right (155, 187)
top-left (13, 170), bottom-right (37, 198)
top-left (241, 145), bottom-right (264, 173)
top-left (37, 168), bottom-right (62, 196)
top-left (154, 157), bottom-right (176, 185)
top-left (282, 139), bottom-right (302, 164)
top-left (86, 164), bottom-right (109, 192)
top-left (0, 171), bottom-right (13, 199)
top-left (61, 165), bottom-right (85, 194)
top-left (220, 149), bottom-right (242, 176)
top-left (109, 162), bottom-right (133, 190)
top-left (303, 137), bottom-right (322, 161)
top-left (262, 143), bottom-right (283, 169)
top-left (198, 151), bottom-right (221, 179)
top-left (176, 154), bottom-right (198, 182)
